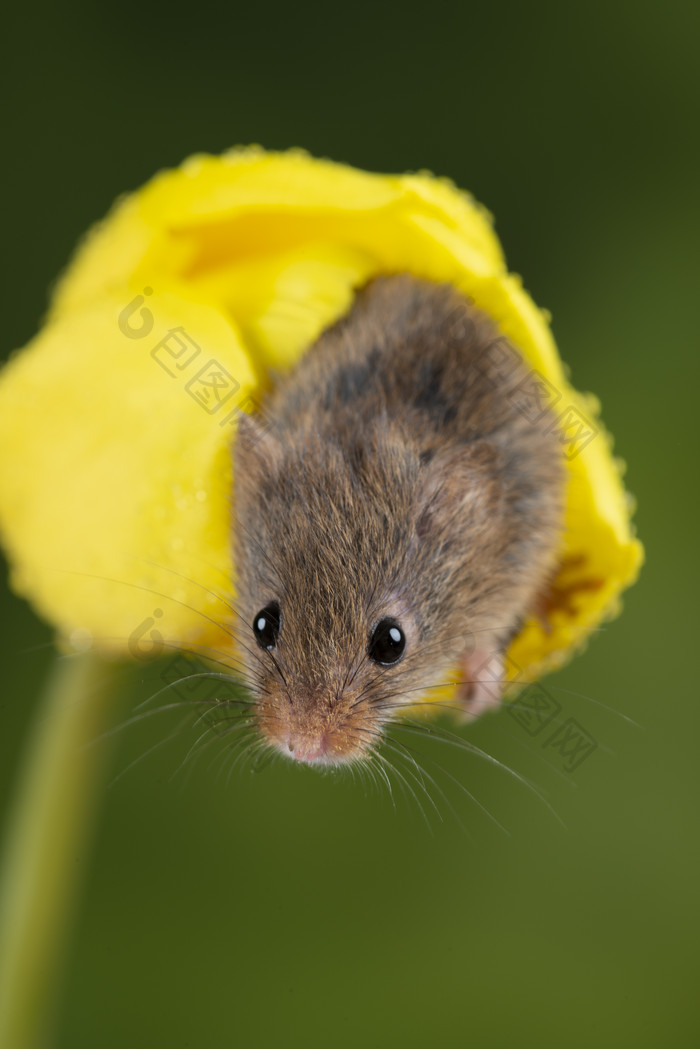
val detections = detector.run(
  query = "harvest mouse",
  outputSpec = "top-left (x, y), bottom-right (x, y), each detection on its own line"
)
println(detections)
top-left (231, 274), bottom-right (565, 765)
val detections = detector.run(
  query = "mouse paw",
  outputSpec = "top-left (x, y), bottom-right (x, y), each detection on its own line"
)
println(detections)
top-left (456, 648), bottom-right (503, 722)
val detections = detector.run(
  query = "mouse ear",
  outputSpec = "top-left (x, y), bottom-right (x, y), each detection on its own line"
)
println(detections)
top-left (232, 411), bottom-right (281, 502)
top-left (414, 440), bottom-right (500, 540)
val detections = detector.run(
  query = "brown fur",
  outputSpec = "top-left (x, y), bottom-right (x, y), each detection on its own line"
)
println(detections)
top-left (231, 274), bottom-right (565, 764)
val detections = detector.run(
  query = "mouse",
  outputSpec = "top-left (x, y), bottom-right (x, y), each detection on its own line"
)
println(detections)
top-left (230, 273), bottom-right (565, 766)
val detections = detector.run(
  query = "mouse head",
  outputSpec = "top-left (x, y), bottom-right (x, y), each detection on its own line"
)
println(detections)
top-left (229, 412), bottom-right (525, 766)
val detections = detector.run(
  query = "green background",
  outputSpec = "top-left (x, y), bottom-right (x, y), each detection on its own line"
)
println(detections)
top-left (2, 1), bottom-right (698, 1046)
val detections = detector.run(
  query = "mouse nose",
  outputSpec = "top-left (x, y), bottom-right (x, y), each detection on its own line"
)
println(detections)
top-left (286, 734), bottom-right (328, 764)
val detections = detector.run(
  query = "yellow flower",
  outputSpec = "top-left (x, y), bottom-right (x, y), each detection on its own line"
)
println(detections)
top-left (0, 147), bottom-right (642, 685)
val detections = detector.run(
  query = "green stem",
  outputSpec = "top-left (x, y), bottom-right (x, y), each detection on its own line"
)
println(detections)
top-left (0, 652), bottom-right (121, 1049)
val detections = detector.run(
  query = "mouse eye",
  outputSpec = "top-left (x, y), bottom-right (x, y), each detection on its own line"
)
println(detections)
top-left (369, 618), bottom-right (406, 665)
top-left (253, 602), bottom-right (281, 650)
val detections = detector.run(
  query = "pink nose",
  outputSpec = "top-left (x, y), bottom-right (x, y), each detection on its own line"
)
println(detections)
top-left (287, 737), bottom-right (326, 763)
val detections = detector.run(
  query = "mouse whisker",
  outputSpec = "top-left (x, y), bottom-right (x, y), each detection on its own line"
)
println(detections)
top-left (392, 719), bottom-right (565, 828)
top-left (261, 650), bottom-right (292, 704)
top-left (107, 714), bottom-right (195, 789)
top-left (207, 725), bottom-right (263, 786)
top-left (366, 751), bottom-right (396, 810)
top-left (90, 697), bottom-right (250, 748)
top-left (373, 695), bottom-right (611, 790)
top-left (138, 556), bottom-right (236, 616)
top-left (224, 738), bottom-right (263, 787)
top-left (543, 685), bottom-right (640, 727)
top-left (57, 568), bottom-right (239, 644)
top-left (380, 675), bottom-right (638, 734)
top-left (198, 727), bottom-right (260, 785)
top-left (249, 744), bottom-right (277, 775)
top-left (15, 634), bottom-right (246, 681)
top-left (381, 735), bottom-right (480, 838)
top-left (367, 745), bottom-right (433, 829)
top-left (357, 723), bottom-right (437, 810)
top-left (340, 647), bottom-right (369, 697)
top-left (347, 674), bottom-right (386, 711)
top-left (128, 633), bottom-right (246, 675)
top-left (382, 695), bottom-right (578, 740)
top-left (133, 670), bottom-right (251, 712)
top-left (189, 699), bottom-right (253, 735)
top-left (167, 646), bottom-right (245, 676)
top-left (353, 752), bottom-right (381, 801)
top-left (172, 719), bottom-right (248, 781)
top-left (387, 732), bottom-right (510, 837)
top-left (381, 736), bottom-right (443, 803)
top-left (372, 744), bottom-right (441, 831)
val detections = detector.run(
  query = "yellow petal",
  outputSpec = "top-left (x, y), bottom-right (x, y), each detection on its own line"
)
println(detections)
top-left (0, 148), bottom-right (642, 681)
top-left (0, 291), bottom-right (256, 655)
